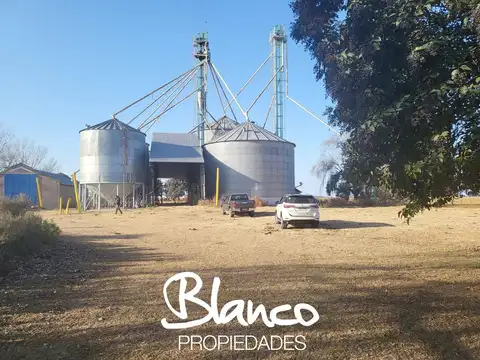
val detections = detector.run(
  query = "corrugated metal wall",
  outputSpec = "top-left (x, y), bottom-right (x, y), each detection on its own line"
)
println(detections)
top-left (0, 168), bottom-right (75, 209)
top-left (60, 184), bottom-right (76, 208)
top-left (3, 174), bottom-right (38, 204)
top-left (0, 175), bottom-right (4, 198)
top-left (79, 128), bottom-right (147, 184)
top-left (203, 140), bottom-right (295, 203)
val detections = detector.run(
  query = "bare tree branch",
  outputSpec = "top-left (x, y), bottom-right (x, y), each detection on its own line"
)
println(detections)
top-left (0, 123), bottom-right (58, 172)
top-left (311, 135), bottom-right (343, 192)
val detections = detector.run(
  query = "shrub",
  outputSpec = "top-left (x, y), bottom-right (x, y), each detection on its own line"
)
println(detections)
top-left (0, 200), bottom-right (60, 275)
top-left (198, 198), bottom-right (217, 207)
top-left (353, 198), bottom-right (377, 207)
top-left (318, 197), bottom-right (353, 208)
top-left (0, 195), bottom-right (32, 217)
top-left (253, 196), bottom-right (267, 207)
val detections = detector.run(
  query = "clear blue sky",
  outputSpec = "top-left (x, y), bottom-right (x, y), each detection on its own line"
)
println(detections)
top-left (0, 0), bottom-right (338, 195)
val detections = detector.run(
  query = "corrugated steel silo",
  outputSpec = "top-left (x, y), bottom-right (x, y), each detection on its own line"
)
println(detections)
top-left (79, 118), bottom-right (148, 209)
top-left (203, 121), bottom-right (295, 204)
top-left (204, 115), bottom-right (239, 143)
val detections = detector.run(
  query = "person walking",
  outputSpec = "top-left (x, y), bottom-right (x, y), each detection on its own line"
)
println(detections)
top-left (115, 195), bottom-right (123, 214)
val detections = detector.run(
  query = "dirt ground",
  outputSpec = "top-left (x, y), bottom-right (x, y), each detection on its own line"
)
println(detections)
top-left (1, 205), bottom-right (480, 359)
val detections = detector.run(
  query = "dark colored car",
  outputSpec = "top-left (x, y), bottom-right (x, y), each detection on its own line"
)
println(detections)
top-left (221, 193), bottom-right (255, 217)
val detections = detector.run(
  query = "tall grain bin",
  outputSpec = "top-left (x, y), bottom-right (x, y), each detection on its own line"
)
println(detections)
top-left (203, 121), bottom-right (295, 204)
top-left (79, 118), bottom-right (148, 209)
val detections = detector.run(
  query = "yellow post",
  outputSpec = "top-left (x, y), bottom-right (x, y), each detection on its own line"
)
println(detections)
top-left (65, 197), bottom-right (72, 215)
top-left (36, 177), bottom-right (43, 208)
top-left (58, 197), bottom-right (63, 214)
top-left (72, 172), bottom-right (81, 213)
top-left (215, 167), bottom-right (220, 206)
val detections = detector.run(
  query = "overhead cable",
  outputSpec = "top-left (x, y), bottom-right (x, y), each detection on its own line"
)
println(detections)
top-left (246, 65), bottom-right (283, 115)
top-left (209, 62), bottom-right (238, 122)
top-left (209, 61), bottom-right (247, 120)
top-left (128, 67), bottom-right (197, 125)
top-left (139, 72), bottom-right (197, 131)
top-left (137, 70), bottom-right (197, 129)
top-left (208, 62), bottom-right (226, 116)
top-left (143, 87), bottom-right (200, 133)
top-left (263, 96), bottom-right (275, 128)
top-left (222, 51), bottom-right (273, 114)
top-left (287, 95), bottom-right (341, 136)
top-left (139, 72), bottom-right (196, 131)
top-left (113, 61), bottom-right (204, 118)
top-left (283, 36), bottom-right (342, 137)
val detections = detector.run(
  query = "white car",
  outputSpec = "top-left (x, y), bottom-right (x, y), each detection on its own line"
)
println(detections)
top-left (275, 194), bottom-right (320, 229)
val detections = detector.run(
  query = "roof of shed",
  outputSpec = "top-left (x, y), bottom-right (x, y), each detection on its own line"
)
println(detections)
top-left (0, 163), bottom-right (74, 185)
top-left (150, 133), bottom-right (204, 163)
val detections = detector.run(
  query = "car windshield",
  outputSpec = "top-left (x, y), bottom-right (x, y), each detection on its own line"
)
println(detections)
top-left (231, 194), bottom-right (248, 201)
top-left (285, 196), bottom-right (316, 204)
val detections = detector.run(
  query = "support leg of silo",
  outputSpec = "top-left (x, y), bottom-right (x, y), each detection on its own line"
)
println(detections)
top-left (82, 184), bottom-right (86, 211)
top-left (200, 164), bottom-right (206, 200)
top-left (133, 183), bottom-right (135, 209)
top-left (98, 183), bottom-right (101, 211)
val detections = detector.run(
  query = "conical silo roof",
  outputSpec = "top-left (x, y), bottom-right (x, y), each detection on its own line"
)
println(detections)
top-left (208, 121), bottom-right (294, 144)
top-left (210, 115), bottom-right (239, 130)
top-left (79, 118), bottom-right (144, 134)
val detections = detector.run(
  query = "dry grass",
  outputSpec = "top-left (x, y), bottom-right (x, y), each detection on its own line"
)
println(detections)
top-left (198, 198), bottom-right (217, 207)
top-left (1, 205), bottom-right (480, 359)
top-left (452, 197), bottom-right (480, 206)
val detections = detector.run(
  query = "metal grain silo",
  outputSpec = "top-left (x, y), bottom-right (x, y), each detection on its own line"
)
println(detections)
top-left (203, 121), bottom-right (295, 204)
top-left (79, 118), bottom-right (148, 209)
top-left (204, 115), bottom-right (239, 143)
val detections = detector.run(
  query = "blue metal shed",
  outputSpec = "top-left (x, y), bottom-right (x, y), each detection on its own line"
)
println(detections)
top-left (3, 173), bottom-right (38, 204)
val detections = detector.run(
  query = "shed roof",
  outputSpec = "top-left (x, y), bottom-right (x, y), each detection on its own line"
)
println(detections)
top-left (0, 163), bottom-right (74, 185)
top-left (150, 133), bottom-right (204, 163)
top-left (79, 118), bottom-right (144, 134)
top-left (208, 121), bottom-right (294, 145)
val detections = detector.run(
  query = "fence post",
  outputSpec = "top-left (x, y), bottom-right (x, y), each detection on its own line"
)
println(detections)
top-left (215, 167), bottom-right (220, 206)
top-left (72, 172), bottom-right (81, 213)
top-left (65, 197), bottom-right (72, 215)
top-left (36, 177), bottom-right (43, 208)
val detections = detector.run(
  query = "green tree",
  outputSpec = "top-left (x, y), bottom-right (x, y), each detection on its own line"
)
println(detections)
top-left (165, 179), bottom-right (188, 201)
top-left (291, 0), bottom-right (480, 222)
top-left (156, 179), bottom-right (164, 204)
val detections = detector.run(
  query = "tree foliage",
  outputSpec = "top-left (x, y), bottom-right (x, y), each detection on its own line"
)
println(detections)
top-left (0, 123), bottom-right (58, 172)
top-left (291, 0), bottom-right (480, 221)
top-left (156, 179), bottom-right (165, 204)
top-left (165, 179), bottom-right (188, 201)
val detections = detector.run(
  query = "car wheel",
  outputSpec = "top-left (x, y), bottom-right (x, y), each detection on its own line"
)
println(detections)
top-left (275, 213), bottom-right (280, 224)
top-left (249, 211), bottom-right (254, 217)
top-left (280, 216), bottom-right (287, 229)
top-left (312, 220), bottom-right (320, 228)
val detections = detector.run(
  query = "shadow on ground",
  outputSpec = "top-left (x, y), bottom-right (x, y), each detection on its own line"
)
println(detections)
top-left (320, 220), bottom-right (395, 229)
top-left (1, 234), bottom-right (479, 359)
top-left (252, 211), bottom-right (276, 218)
